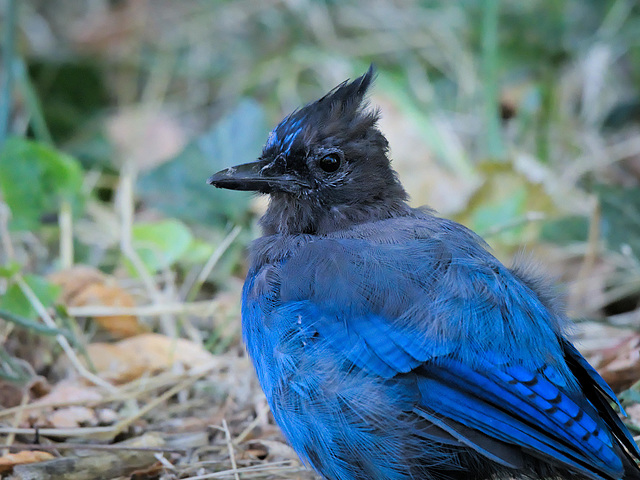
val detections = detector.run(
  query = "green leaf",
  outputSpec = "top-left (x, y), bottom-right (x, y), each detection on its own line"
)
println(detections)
top-left (472, 187), bottom-right (527, 238)
top-left (0, 308), bottom-right (66, 336)
top-left (540, 186), bottom-right (640, 255)
top-left (0, 347), bottom-right (34, 383)
top-left (131, 219), bottom-right (193, 273)
top-left (0, 261), bottom-right (21, 278)
top-left (180, 238), bottom-right (216, 265)
top-left (540, 215), bottom-right (589, 245)
top-left (457, 159), bottom-right (554, 248)
top-left (137, 99), bottom-right (266, 227)
top-left (0, 274), bottom-right (61, 319)
top-left (0, 137), bottom-right (84, 231)
top-left (597, 185), bottom-right (640, 258)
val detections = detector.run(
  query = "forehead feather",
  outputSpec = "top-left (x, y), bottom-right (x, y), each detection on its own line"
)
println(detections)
top-left (265, 113), bottom-right (307, 155)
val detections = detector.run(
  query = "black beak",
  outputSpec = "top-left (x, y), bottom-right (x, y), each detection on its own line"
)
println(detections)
top-left (207, 158), bottom-right (310, 194)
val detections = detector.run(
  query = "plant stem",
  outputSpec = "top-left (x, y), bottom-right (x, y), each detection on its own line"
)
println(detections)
top-left (0, 0), bottom-right (18, 146)
top-left (481, 0), bottom-right (503, 159)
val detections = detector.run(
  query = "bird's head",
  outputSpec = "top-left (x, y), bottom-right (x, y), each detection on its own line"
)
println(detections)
top-left (208, 66), bottom-right (409, 235)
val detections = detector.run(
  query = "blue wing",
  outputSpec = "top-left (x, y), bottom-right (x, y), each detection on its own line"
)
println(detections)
top-left (301, 308), bottom-right (630, 479)
top-left (244, 217), bottom-right (639, 480)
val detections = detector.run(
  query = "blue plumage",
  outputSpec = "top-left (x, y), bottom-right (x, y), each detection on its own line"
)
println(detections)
top-left (209, 66), bottom-right (640, 480)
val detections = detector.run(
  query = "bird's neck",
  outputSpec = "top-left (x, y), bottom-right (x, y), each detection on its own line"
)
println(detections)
top-left (259, 186), bottom-right (411, 236)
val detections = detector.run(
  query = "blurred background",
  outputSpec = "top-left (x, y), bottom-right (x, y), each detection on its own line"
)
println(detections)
top-left (0, 0), bottom-right (639, 478)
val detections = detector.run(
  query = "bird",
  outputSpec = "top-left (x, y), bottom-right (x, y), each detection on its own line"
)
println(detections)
top-left (207, 66), bottom-right (640, 480)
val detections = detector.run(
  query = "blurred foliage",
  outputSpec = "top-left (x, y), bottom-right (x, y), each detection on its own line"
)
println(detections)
top-left (27, 59), bottom-right (110, 143)
top-left (1, 0), bottom-right (640, 388)
top-left (0, 274), bottom-right (60, 319)
top-left (542, 185), bottom-right (640, 257)
top-left (137, 100), bottom-right (265, 227)
top-left (130, 219), bottom-right (193, 274)
top-left (541, 215), bottom-right (589, 246)
top-left (0, 137), bottom-right (84, 231)
top-left (598, 185), bottom-right (640, 257)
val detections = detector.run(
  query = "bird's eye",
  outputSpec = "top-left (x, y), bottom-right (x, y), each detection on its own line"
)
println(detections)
top-left (318, 153), bottom-right (341, 173)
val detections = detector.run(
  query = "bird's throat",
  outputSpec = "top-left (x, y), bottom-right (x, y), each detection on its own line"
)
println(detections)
top-left (260, 192), bottom-right (411, 236)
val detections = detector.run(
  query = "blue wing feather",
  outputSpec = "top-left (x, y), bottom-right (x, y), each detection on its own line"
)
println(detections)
top-left (426, 359), bottom-right (623, 473)
top-left (563, 340), bottom-right (640, 459)
top-left (416, 374), bottom-right (615, 480)
top-left (243, 215), bottom-right (639, 480)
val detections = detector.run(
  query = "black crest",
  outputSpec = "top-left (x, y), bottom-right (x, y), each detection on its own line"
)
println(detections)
top-left (263, 65), bottom-right (377, 157)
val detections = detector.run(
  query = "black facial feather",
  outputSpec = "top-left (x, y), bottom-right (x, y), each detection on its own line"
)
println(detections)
top-left (258, 65), bottom-right (410, 236)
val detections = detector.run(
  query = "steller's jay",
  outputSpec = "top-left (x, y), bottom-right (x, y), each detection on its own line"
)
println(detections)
top-left (208, 66), bottom-right (640, 480)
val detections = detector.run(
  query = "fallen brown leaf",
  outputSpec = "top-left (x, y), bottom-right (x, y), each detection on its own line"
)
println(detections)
top-left (84, 342), bottom-right (147, 384)
top-left (0, 451), bottom-right (55, 473)
top-left (0, 380), bottom-right (26, 409)
top-left (73, 282), bottom-right (144, 337)
top-left (49, 265), bottom-right (144, 338)
top-left (34, 379), bottom-right (103, 406)
top-left (625, 403), bottom-right (640, 429)
top-left (25, 380), bottom-right (104, 427)
top-left (48, 406), bottom-right (98, 428)
top-left (129, 461), bottom-right (166, 479)
top-left (116, 333), bottom-right (216, 369)
top-left (243, 439), bottom-right (300, 463)
top-left (106, 108), bottom-right (186, 170)
top-left (86, 333), bottom-right (216, 384)
top-left (96, 408), bottom-right (119, 425)
top-left (597, 333), bottom-right (640, 392)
